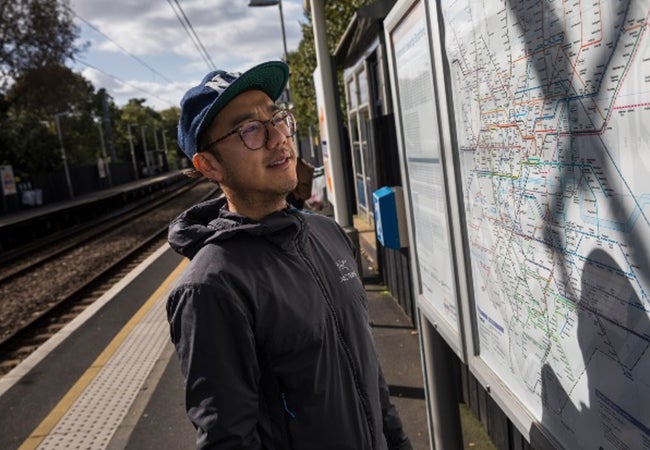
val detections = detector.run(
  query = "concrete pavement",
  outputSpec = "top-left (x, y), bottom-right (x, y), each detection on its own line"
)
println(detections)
top-left (355, 214), bottom-right (430, 449)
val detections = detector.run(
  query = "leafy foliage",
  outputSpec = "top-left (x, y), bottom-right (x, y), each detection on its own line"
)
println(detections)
top-left (112, 99), bottom-right (181, 172)
top-left (0, 0), bottom-right (86, 176)
top-left (0, 0), bottom-right (377, 187)
top-left (2, 64), bottom-right (99, 171)
top-left (0, 108), bottom-right (59, 174)
top-left (6, 64), bottom-right (95, 119)
top-left (0, 0), bottom-right (82, 86)
top-left (289, 1), bottom-right (373, 135)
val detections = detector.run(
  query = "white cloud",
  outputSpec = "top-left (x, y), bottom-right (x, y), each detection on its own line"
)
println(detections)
top-left (69, 0), bottom-right (306, 109)
top-left (80, 67), bottom-right (185, 111)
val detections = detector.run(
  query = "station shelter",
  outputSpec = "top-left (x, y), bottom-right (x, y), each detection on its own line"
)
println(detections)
top-left (326, 0), bottom-right (650, 449)
top-left (334, 0), bottom-right (415, 324)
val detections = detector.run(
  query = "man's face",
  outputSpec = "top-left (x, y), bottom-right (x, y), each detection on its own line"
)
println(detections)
top-left (197, 89), bottom-right (298, 206)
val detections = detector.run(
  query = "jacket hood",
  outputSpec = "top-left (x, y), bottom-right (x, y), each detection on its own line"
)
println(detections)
top-left (168, 196), bottom-right (301, 259)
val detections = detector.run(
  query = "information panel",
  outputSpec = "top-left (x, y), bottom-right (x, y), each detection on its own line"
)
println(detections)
top-left (389, 1), bottom-right (460, 337)
top-left (441, 0), bottom-right (650, 448)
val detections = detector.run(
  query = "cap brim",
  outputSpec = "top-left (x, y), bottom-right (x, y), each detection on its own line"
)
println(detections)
top-left (197, 61), bottom-right (289, 142)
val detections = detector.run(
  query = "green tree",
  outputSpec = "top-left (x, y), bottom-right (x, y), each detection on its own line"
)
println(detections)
top-left (0, 0), bottom-right (85, 175)
top-left (2, 64), bottom-right (101, 172)
top-left (6, 64), bottom-right (95, 120)
top-left (0, 0), bottom-right (82, 88)
top-left (159, 106), bottom-right (181, 169)
top-left (289, 1), bottom-right (373, 135)
top-left (93, 88), bottom-right (124, 163)
top-left (0, 109), bottom-right (59, 174)
top-left (118, 98), bottom-right (176, 174)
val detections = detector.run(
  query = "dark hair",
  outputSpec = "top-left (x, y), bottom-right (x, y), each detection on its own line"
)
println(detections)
top-left (197, 124), bottom-right (224, 162)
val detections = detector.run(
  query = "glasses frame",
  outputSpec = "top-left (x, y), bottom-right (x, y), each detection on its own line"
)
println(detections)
top-left (204, 109), bottom-right (296, 151)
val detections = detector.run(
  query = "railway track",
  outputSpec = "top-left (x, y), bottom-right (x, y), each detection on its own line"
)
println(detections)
top-left (0, 178), bottom-right (201, 283)
top-left (0, 179), bottom-right (219, 376)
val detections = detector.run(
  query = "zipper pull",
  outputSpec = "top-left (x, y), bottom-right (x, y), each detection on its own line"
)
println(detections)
top-left (281, 392), bottom-right (296, 418)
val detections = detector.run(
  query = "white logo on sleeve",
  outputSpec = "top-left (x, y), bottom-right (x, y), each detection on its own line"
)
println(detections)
top-left (336, 259), bottom-right (358, 283)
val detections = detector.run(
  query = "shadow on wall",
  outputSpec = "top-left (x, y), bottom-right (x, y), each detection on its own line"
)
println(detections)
top-left (535, 249), bottom-right (649, 449)
top-left (503, 0), bottom-right (650, 447)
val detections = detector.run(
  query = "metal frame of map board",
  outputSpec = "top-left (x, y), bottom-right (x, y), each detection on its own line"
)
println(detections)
top-left (423, 0), bottom-right (565, 446)
top-left (426, 0), bottom-right (650, 448)
top-left (384, 0), bottom-right (466, 361)
top-left (423, 0), bottom-right (552, 446)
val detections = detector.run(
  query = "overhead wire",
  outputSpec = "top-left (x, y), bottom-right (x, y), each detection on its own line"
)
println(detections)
top-left (70, 11), bottom-right (175, 84)
top-left (64, 3), bottom-right (216, 106)
top-left (76, 59), bottom-right (177, 108)
top-left (166, 0), bottom-right (216, 71)
top-left (65, 5), bottom-right (178, 107)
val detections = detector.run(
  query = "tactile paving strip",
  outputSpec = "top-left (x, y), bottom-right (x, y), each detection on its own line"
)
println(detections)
top-left (37, 296), bottom-right (169, 450)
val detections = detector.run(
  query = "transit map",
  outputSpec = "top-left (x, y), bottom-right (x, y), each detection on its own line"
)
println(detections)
top-left (441, 0), bottom-right (650, 447)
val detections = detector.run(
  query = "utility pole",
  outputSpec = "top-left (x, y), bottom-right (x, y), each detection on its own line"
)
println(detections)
top-left (248, 0), bottom-right (291, 102)
top-left (54, 112), bottom-right (74, 199)
top-left (95, 117), bottom-right (112, 187)
top-left (127, 124), bottom-right (139, 180)
top-left (162, 129), bottom-right (170, 171)
top-left (309, 0), bottom-right (351, 227)
top-left (141, 125), bottom-right (149, 174)
top-left (100, 89), bottom-right (117, 161)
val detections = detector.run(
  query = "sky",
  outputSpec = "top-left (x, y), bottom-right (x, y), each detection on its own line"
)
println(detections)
top-left (68, 0), bottom-right (306, 111)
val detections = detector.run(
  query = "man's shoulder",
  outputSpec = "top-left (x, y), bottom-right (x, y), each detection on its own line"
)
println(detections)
top-left (173, 244), bottom-right (235, 284)
top-left (298, 212), bottom-right (355, 253)
top-left (168, 257), bottom-right (239, 309)
top-left (299, 210), bottom-right (338, 228)
top-left (302, 211), bottom-right (350, 236)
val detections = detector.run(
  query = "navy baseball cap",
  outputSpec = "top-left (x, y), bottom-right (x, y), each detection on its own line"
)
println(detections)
top-left (178, 60), bottom-right (289, 159)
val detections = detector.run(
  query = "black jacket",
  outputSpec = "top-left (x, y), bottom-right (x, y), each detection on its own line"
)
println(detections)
top-left (167, 197), bottom-right (412, 450)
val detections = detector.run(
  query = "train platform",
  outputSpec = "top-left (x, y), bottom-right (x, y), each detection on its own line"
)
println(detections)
top-left (0, 171), bottom-right (187, 229)
top-left (0, 218), bottom-right (431, 449)
top-left (0, 171), bottom-right (192, 255)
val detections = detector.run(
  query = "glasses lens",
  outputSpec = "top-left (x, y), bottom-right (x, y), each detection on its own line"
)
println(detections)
top-left (240, 121), bottom-right (266, 149)
top-left (238, 110), bottom-right (296, 150)
top-left (273, 110), bottom-right (296, 137)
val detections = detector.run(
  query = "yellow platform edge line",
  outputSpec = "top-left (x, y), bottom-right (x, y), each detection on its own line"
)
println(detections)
top-left (18, 258), bottom-right (189, 450)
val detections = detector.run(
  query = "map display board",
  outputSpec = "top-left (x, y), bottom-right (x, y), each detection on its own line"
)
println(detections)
top-left (441, 0), bottom-right (650, 448)
top-left (389, 1), bottom-right (461, 343)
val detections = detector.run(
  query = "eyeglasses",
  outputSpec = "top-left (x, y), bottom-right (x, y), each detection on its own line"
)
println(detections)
top-left (205, 109), bottom-right (296, 151)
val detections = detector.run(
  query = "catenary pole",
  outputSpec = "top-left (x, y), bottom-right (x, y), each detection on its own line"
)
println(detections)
top-left (309, 0), bottom-right (351, 228)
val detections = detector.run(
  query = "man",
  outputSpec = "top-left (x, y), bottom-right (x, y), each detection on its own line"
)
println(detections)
top-left (167, 60), bottom-right (412, 450)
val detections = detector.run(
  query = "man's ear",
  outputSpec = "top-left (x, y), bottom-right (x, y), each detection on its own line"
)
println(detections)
top-left (192, 152), bottom-right (223, 182)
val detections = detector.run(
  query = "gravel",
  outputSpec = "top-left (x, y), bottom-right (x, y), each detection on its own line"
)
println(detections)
top-left (0, 180), bottom-right (217, 341)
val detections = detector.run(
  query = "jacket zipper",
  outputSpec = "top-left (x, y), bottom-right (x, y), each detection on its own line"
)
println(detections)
top-left (281, 392), bottom-right (296, 418)
top-left (293, 216), bottom-right (377, 449)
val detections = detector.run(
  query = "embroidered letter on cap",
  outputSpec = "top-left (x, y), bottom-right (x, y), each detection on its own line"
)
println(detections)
top-left (205, 72), bottom-right (239, 91)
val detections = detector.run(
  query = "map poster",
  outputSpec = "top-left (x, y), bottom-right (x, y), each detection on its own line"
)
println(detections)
top-left (441, 0), bottom-right (650, 448)
top-left (389, 0), bottom-right (460, 337)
